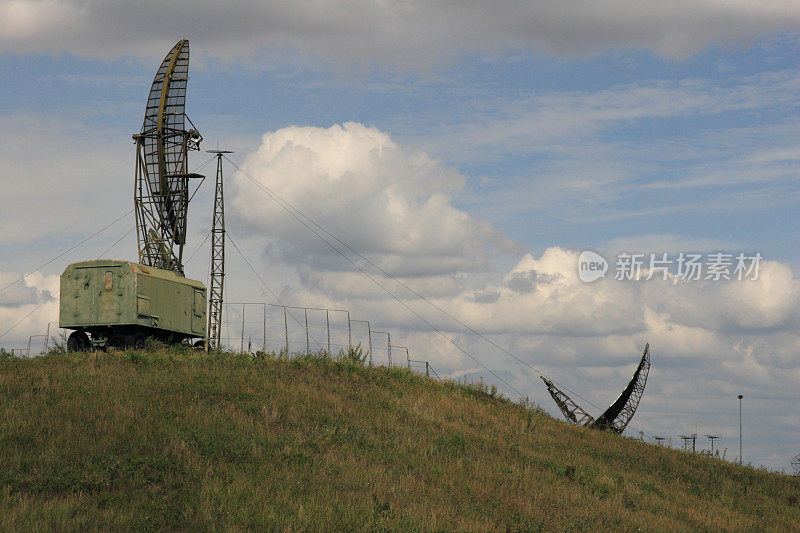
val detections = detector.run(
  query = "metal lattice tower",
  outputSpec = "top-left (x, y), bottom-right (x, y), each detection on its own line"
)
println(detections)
top-left (706, 435), bottom-right (720, 456)
top-left (133, 39), bottom-right (203, 276)
top-left (541, 376), bottom-right (595, 426)
top-left (205, 149), bottom-right (231, 351)
top-left (680, 434), bottom-right (698, 453)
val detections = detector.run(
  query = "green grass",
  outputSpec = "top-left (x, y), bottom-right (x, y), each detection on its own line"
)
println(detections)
top-left (1, 349), bottom-right (798, 530)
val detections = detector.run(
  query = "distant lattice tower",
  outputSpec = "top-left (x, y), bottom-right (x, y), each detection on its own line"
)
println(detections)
top-left (792, 453), bottom-right (800, 476)
top-left (205, 149), bottom-right (231, 351)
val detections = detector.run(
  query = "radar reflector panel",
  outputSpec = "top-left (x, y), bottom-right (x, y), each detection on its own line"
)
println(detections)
top-left (134, 39), bottom-right (203, 276)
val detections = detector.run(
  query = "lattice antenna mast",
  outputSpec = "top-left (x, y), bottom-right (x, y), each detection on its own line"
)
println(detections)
top-left (205, 148), bottom-right (232, 351)
top-left (541, 376), bottom-right (595, 426)
top-left (133, 39), bottom-right (203, 276)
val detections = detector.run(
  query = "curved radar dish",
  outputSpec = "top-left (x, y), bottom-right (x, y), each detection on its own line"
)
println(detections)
top-left (541, 343), bottom-right (651, 434)
top-left (133, 39), bottom-right (203, 275)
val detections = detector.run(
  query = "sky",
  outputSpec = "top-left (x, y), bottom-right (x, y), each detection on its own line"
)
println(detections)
top-left (0, 1), bottom-right (799, 471)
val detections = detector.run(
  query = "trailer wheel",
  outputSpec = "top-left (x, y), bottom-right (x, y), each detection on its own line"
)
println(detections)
top-left (67, 331), bottom-right (91, 353)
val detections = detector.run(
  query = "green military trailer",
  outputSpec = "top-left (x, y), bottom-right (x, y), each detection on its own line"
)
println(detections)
top-left (59, 259), bottom-right (207, 351)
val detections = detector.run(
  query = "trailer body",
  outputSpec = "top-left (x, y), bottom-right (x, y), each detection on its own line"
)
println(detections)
top-left (59, 259), bottom-right (206, 348)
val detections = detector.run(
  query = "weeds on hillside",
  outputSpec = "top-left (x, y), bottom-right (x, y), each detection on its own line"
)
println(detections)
top-left (1, 350), bottom-right (798, 530)
top-left (338, 343), bottom-right (367, 365)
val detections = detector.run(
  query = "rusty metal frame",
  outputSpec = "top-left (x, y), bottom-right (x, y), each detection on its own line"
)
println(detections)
top-left (541, 343), bottom-right (651, 434)
top-left (541, 375), bottom-right (595, 425)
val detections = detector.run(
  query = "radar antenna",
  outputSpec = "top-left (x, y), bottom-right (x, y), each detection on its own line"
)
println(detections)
top-left (133, 39), bottom-right (203, 275)
top-left (541, 343), bottom-right (651, 434)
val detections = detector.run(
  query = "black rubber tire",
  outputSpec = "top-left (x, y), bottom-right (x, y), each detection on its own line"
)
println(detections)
top-left (67, 331), bottom-right (91, 353)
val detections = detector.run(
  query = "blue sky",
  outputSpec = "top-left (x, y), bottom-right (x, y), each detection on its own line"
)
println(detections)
top-left (0, 1), bottom-right (798, 471)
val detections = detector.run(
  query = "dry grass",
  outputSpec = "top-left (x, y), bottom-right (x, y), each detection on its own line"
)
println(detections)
top-left (1, 349), bottom-right (798, 531)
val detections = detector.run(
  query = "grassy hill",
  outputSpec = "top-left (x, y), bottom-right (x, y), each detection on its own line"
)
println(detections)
top-left (1, 349), bottom-right (798, 530)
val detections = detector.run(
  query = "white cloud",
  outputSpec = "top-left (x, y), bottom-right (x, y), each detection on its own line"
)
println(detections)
top-left (0, 269), bottom-right (60, 351)
top-left (231, 122), bottom-right (515, 277)
top-left (1, 1), bottom-right (799, 66)
top-left (0, 271), bottom-right (57, 307)
top-left (227, 123), bottom-right (800, 348)
top-left (722, 261), bottom-right (800, 330)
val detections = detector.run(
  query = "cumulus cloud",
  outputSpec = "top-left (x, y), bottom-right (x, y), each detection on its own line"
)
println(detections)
top-left (0, 271), bottom-right (57, 307)
top-left (231, 122), bottom-right (514, 276)
top-left (0, 270), bottom-right (60, 351)
top-left (228, 123), bottom-right (800, 348)
top-left (1, 1), bottom-right (799, 65)
top-left (394, 248), bottom-right (800, 341)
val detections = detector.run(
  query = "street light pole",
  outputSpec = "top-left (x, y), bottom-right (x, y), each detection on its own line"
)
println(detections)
top-left (737, 394), bottom-right (743, 465)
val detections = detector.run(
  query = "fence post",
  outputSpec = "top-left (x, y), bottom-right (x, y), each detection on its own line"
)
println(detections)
top-left (283, 306), bottom-right (289, 355)
top-left (305, 308), bottom-right (310, 354)
top-left (347, 311), bottom-right (352, 351)
top-left (406, 347), bottom-right (410, 369)
top-left (43, 322), bottom-right (51, 353)
top-left (241, 303), bottom-right (245, 353)
top-left (387, 332), bottom-right (391, 366)
top-left (26, 336), bottom-right (32, 357)
top-left (367, 321), bottom-right (373, 366)
top-left (426, 361), bottom-right (430, 377)
top-left (263, 303), bottom-right (266, 353)
top-left (326, 309), bottom-right (331, 355)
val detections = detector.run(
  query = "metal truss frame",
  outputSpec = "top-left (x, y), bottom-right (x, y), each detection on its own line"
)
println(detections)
top-left (541, 343), bottom-right (651, 434)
